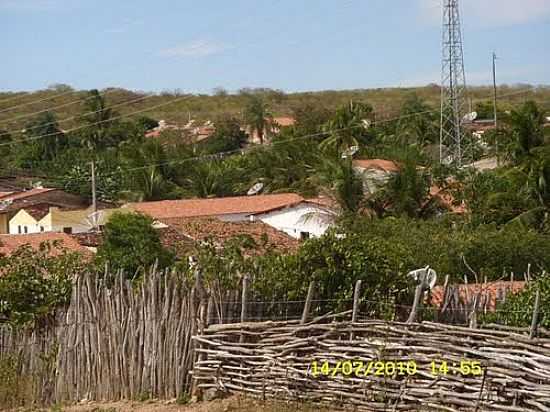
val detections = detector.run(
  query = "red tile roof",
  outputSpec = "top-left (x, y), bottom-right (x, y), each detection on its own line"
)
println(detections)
top-left (0, 233), bottom-right (90, 256)
top-left (430, 281), bottom-right (526, 311)
top-left (162, 217), bottom-right (300, 256)
top-left (0, 192), bottom-right (13, 198)
top-left (273, 117), bottom-right (296, 127)
top-left (353, 159), bottom-right (400, 173)
top-left (126, 193), bottom-right (305, 220)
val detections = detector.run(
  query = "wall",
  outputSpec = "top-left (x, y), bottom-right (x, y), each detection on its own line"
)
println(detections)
top-left (0, 213), bottom-right (8, 234)
top-left (255, 203), bottom-right (331, 239)
top-left (8, 209), bottom-right (40, 234)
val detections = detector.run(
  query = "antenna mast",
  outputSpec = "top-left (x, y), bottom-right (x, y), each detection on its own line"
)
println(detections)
top-left (440, 0), bottom-right (468, 166)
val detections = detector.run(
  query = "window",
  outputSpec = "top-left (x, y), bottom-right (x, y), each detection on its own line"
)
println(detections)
top-left (98, 225), bottom-right (105, 232)
top-left (40, 226), bottom-right (44, 232)
top-left (62, 227), bottom-right (73, 234)
top-left (300, 231), bottom-right (310, 240)
top-left (17, 225), bottom-right (21, 234)
top-left (24, 226), bottom-right (28, 234)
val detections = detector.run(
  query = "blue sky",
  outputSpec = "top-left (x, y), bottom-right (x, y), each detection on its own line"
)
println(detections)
top-left (1, 0), bottom-right (549, 93)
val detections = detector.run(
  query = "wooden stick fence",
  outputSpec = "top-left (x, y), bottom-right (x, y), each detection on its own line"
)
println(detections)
top-left (192, 318), bottom-right (550, 411)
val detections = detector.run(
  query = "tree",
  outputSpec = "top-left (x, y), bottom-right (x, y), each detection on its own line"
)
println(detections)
top-left (120, 139), bottom-right (180, 201)
top-left (79, 89), bottom-right (116, 152)
top-left (243, 95), bottom-right (274, 144)
top-left (369, 158), bottom-right (432, 218)
top-left (504, 100), bottom-right (545, 164)
top-left (395, 94), bottom-right (438, 147)
top-left (96, 213), bottom-right (174, 275)
top-left (16, 112), bottom-right (67, 167)
top-left (320, 101), bottom-right (373, 155)
top-left (198, 115), bottom-right (247, 154)
top-left (312, 157), bottom-right (364, 214)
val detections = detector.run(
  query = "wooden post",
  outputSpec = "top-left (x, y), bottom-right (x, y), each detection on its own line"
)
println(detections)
top-left (301, 282), bottom-right (315, 325)
top-left (240, 275), bottom-right (249, 324)
top-left (350, 280), bottom-right (362, 341)
top-left (239, 275), bottom-right (249, 344)
top-left (352, 280), bottom-right (362, 323)
top-left (407, 284), bottom-right (424, 324)
top-left (530, 289), bottom-right (541, 339)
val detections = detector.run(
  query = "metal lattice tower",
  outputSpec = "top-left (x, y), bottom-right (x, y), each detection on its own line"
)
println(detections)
top-left (440, 0), bottom-right (468, 166)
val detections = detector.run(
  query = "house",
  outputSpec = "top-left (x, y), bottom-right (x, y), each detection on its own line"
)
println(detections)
top-left (125, 193), bottom-right (333, 239)
top-left (8, 206), bottom-right (121, 235)
top-left (0, 188), bottom-right (88, 234)
top-left (161, 217), bottom-right (300, 256)
top-left (145, 119), bottom-right (216, 141)
top-left (353, 159), bottom-right (400, 195)
top-left (430, 281), bottom-right (526, 312)
top-left (0, 232), bottom-right (90, 256)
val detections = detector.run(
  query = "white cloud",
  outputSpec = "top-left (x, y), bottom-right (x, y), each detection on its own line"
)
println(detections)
top-left (418, 0), bottom-right (550, 27)
top-left (158, 40), bottom-right (228, 58)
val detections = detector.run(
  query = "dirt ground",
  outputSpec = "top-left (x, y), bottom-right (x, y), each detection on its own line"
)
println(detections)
top-left (19, 396), bottom-right (334, 412)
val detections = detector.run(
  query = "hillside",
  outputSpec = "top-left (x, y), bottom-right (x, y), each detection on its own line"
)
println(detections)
top-left (1, 84), bottom-right (549, 132)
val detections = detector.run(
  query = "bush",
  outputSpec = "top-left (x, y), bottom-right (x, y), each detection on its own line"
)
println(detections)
top-left (0, 242), bottom-right (86, 324)
top-left (96, 212), bottom-right (175, 276)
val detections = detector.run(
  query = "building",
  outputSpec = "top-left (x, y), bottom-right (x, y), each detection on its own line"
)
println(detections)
top-left (8, 206), bottom-right (121, 235)
top-left (0, 232), bottom-right (90, 256)
top-left (0, 188), bottom-right (88, 234)
top-left (125, 193), bottom-right (333, 239)
top-left (162, 217), bottom-right (300, 256)
top-left (246, 116), bottom-right (296, 144)
top-left (145, 119), bottom-right (216, 141)
top-left (352, 159), bottom-right (400, 195)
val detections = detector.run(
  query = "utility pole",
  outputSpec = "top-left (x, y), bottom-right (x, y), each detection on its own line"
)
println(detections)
top-left (492, 52), bottom-right (499, 165)
top-left (439, 0), bottom-right (469, 167)
top-left (91, 160), bottom-right (97, 228)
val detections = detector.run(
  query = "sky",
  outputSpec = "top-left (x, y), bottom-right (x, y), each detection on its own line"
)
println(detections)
top-left (0, 0), bottom-right (549, 93)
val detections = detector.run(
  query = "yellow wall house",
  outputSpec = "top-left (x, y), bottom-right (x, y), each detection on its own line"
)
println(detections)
top-left (9, 207), bottom-right (123, 234)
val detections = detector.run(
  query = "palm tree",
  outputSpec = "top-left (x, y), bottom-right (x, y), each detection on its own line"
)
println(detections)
top-left (504, 101), bottom-right (545, 165)
top-left (311, 156), bottom-right (365, 215)
top-left (368, 158), bottom-right (433, 218)
top-left (320, 101), bottom-right (373, 155)
top-left (243, 95), bottom-right (274, 144)
top-left (80, 89), bottom-right (115, 152)
top-left (508, 157), bottom-right (550, 231)
top-left (121, 139), bottom-right (176, 201)
top-left (395, 94), bottom-right (438, 147)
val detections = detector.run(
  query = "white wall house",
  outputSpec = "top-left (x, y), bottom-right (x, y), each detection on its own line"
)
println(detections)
top-left (127, 193), bottom-right (335, 240)
top-left (253, 202), bottom-right (333, 239)
top-left (9, 207), bottom-right (121, 235)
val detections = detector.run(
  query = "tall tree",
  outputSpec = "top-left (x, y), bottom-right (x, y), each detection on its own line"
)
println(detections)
top-left (16, 112), bottom-right (67, 167)
top-left (505, 100), bottom-right (545, 165)
top-left (320, 101), bottom-right (373, 155)
top-left (243, 95), bottom-right (274, 144)
top-left (79, 89), bottom-right (116, 152)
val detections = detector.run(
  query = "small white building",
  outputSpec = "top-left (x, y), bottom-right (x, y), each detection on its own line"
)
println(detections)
top-left (9, 206), bottom-right (121, 235)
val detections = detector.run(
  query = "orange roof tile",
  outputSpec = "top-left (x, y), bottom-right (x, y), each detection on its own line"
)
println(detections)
top-left (0, 232), bottom-right (90, 256)
top-left (126, 193), bottom-right (304, 220)
top-left (162, 217), bottom-right (300, 255)
top-left (273, 117), bottom-right (296, 127)
top-left (430, 281), bottom-right (526, 311)
top-left (353, 159), bottom-right (400, 173)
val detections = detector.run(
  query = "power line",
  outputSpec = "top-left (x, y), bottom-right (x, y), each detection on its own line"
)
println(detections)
top-left (0, 88), bottom-right (82, 114)
top-left (0, 89), bottom-right (119, 127)
top-left (0, 93), bottom-right (193, 146)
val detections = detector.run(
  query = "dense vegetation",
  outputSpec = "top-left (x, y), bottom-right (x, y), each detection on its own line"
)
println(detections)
top-left (0, 83), bottom-right (549, 327)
